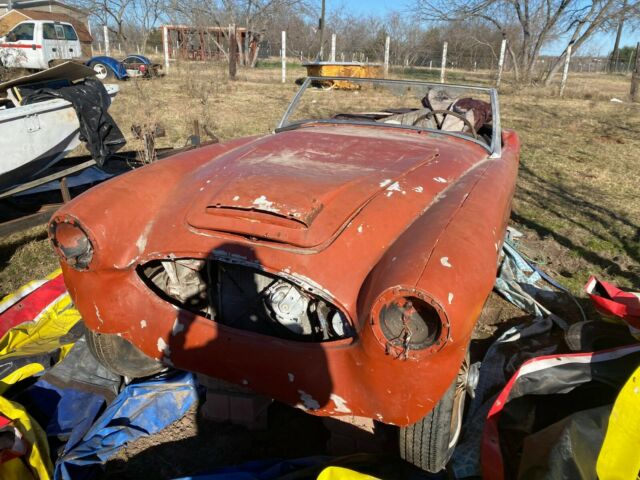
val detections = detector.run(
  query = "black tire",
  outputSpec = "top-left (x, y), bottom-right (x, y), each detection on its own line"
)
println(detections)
top-left (400, 355), bottom-right (469, 473)
top-left (86, 329), bottom-right (165, 378)
top-left (90, 61), bottom-right (113, 80)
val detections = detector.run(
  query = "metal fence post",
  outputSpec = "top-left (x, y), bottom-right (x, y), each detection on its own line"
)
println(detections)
top-left (440, 42), bottom-right (448, 83)
top-left (559, 43), bottom-right (573, 97)
top-left (281, 30), bottom-right (286, 83)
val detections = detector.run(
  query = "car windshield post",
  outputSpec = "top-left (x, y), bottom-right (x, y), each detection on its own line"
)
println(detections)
top-left (277, 77), bottom-right (501, 157)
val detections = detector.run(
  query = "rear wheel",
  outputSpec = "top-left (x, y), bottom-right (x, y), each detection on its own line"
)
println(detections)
top-left (91, 62), bottom-right (112, 80)
top-left (400, 352), bottom-right (470, 473)
top-left (86, 329), bottom-right (165, 378)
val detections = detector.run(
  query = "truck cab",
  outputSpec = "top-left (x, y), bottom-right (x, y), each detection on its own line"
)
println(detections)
top-left (0, 20), bottom-right (82, 70)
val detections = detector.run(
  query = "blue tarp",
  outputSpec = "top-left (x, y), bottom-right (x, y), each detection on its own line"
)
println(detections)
top-left (55, 371), bottom-right (198, 480)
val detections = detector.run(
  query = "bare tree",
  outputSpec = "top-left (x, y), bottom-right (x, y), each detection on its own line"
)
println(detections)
top-left (130, 0), bottom-right (166, 51)
top-left (414, 0), bottom-right (640, 84)
top-left (71, 0), bottom-right (134, 43)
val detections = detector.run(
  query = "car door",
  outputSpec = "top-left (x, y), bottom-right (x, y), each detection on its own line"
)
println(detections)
top-left (62, 24), bottom-right (81, 59)
top-left (41, 22), bottom-right (60, 65)
top-left (1, 22), bottom-right (41, 69)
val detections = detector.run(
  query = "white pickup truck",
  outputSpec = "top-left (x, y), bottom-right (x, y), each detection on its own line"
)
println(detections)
top-left (0, 20), bottom-right (82, 70)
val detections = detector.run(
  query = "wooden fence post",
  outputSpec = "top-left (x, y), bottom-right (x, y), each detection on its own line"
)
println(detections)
top-left (229, 24), bottom-right (237, 80)
top-left (103, 25), bottom-right (110, 57)
top-left (281, 30), bottom-right (286, 83)
top-left (631, 42), bottom-right (640, 102)
top-left (440, 42), bottom-right (448, 83)
top-left (496, 38), bottom-right (506, 87)
top-left (88, 23), bottom-right (94, 56)
top-left (162, 26), bottom-right (169, 73)
top-left (559, 43), bottom-right (573, 97)
top-left (384, 35), bottom-right (390, 75)
top-left (330, 33), bottom-right (336, 62)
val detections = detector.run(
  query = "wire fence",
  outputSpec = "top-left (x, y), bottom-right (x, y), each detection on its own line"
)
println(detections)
top-left (91, 30), bottom-right (637, 93)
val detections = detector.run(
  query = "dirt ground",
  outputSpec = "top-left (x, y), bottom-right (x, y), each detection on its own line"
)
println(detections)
top-left (1, 62), bottom-right (639, 477)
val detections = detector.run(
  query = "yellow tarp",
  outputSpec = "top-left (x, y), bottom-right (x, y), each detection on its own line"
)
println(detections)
top-left (0, 270), bottom-right (81, 480)
top-left (597, 365), bottom-right (640, 480)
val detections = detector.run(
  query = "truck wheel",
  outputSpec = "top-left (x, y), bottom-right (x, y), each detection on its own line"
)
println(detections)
top-left (86, 329), bottom-right (165, 378)
top-left (400, 353), bottom-right (470, 473)
top-left (91, 62), bottom-right (112, 80)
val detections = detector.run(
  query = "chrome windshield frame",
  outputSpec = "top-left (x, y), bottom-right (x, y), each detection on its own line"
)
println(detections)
top-left (277, 76), bottom-right (502, 158)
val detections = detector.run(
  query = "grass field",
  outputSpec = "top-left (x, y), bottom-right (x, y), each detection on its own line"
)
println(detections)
top-left (1, 63), bottom-right (638, 297)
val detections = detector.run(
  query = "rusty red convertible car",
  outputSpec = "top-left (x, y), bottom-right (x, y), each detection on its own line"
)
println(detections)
top-left (49, 77), bottom-right (519, 472)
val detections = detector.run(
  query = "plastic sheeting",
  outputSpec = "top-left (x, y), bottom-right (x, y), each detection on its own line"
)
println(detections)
top-left (178, 454), bottom-right (431, 480)
top-left (23, 77), bottom-right (125, 166)
top-left (55, 371), bottom-right (198, 480)
top-left (596, 365), bottom-right (640, 479)
top-left (481, 344), bottom-right (640, 480)
top-left (0, 272), bottom-right (199, 480)
top-left (585, 276), bottom-right (640, 339)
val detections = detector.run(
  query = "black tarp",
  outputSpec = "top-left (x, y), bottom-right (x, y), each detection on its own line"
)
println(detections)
top-left (23, 77), bottom-right (125, 166)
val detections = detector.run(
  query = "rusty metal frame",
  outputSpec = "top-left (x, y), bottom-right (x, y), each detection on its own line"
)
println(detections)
top-left (277, 77), bottom-right (502, 158)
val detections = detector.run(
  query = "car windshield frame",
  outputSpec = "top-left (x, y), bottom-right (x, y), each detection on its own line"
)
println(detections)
top-left (277, 76), bottom-right (502, 158)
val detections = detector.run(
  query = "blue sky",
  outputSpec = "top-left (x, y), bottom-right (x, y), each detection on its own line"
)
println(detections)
top-left (328, 0), bottom-right (638, 55)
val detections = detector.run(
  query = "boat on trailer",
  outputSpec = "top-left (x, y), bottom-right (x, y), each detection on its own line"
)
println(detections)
top-left (0, 62), bottom-right (119, 192)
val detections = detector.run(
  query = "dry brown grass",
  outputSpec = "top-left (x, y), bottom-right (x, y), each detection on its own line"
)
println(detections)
top-left (1, 63), bottom-right (638, 297)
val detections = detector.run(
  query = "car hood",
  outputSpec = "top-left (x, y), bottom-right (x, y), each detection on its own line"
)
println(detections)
top-left (186, 125), bottom-right (455, 248)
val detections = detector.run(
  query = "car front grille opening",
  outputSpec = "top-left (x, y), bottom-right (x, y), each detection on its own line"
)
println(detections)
top-left (138, 258), bottom-right (352, 343)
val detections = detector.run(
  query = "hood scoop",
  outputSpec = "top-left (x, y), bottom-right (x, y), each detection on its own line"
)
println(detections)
top-left (206, 196), bottom-right (323, 230)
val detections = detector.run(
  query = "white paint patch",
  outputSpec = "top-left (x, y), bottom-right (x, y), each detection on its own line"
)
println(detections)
top-left (252, 195), bottom-right (278, 212)
top-left (392, 256), bottom-right (397, 262)
top-left (448, 292), bottom-right (454, 304)
top-left (242, 379), bottom-right (249, 385)
top-left (157, 337), bottom-right (171, 356)
top-left (199, 187), bottom-right (204, 191)
top-left (171, 318), bottom-right (185, 336)
top-left (375, 413), bottom-right (384, 421)
top-left (433, 177), bottom-right (448, 183)
top-left (233, 195), bottom-right (240, 201)
top-left (140, 320), bottom-right (147, 329)
top-left (440, 256), bottom-right (452, 268)
top-left (413, 186), bottom-right (424, 193)
top-left (386, 181), bottom-right (402, 192)
top-left (379, 179), bottom-right (392, 187)
top-left (298, 390), bottom-right (320, 410)
top-left (136, 221), bottom-right (154, 254)
top-left (357, 224), bottom-right (363, 234)
top-left (94, 305), bottom-right (103, 324)
top-left (288, 373), bottom-right (295, 383)
top-left (330, 394), bottom-right (351, 413)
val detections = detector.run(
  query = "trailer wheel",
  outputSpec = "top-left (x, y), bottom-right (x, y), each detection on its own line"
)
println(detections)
top-left (90, 62), bottom-right (112, 80)
top-left (86, 329), bottom-right (165, 378)
top-left (400, 352), bottom-right (470, 473)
